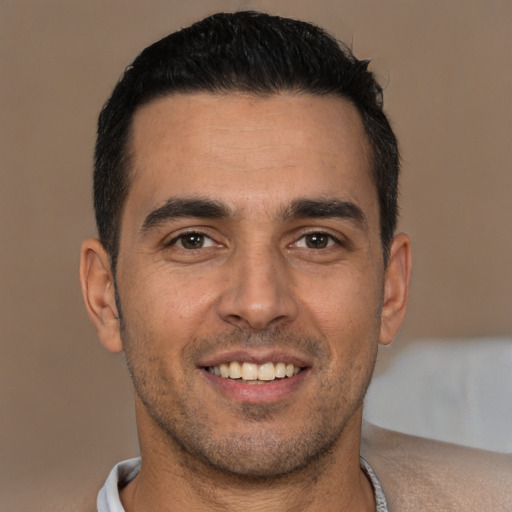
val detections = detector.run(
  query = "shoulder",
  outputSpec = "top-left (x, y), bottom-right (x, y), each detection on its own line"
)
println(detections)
top-left (361, 422), bottom-right (512, 512)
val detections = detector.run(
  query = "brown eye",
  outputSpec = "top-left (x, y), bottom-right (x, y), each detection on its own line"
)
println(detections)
top-left (172, 232), bottom-right (215, 249)
top-left (302, 233), bottom-right (333, 249)
top-left (181, 234), bottom-right (204, 249)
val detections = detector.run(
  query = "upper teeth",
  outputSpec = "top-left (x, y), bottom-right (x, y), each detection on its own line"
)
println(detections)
top-left (207, 361), bottom-right (301, 381)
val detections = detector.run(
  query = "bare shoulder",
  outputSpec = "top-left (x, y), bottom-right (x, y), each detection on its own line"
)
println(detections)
top-left (361, 422), bottom-right (512, 511)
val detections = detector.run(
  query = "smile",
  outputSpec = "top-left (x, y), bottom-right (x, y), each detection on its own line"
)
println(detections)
top-left (206, 361), bottom-right (302, 382)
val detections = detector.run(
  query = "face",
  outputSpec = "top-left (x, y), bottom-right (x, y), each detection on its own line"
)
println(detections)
top-left (86, 93), bottom-right (408, 477)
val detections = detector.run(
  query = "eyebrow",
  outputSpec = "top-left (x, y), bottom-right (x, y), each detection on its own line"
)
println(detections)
top-left (141, 198), bottom-right (231, 232)
top-left (140, 196), bottom-right (367, 233)
top-left (282, 198), bottom-right (367, 229)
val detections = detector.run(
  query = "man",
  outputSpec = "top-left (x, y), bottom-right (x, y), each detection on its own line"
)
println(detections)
top-left (80, 11), bottom-right (511, 512)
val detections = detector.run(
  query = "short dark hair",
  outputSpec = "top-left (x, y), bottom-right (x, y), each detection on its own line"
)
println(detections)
top-left (94, 11), bottom-right (399, 272)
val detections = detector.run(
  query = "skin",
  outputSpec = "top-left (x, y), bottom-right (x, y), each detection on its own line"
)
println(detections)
top-left (80, 92), bottom-right (411, 511)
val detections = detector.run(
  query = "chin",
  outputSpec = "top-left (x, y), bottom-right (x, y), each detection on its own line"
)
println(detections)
top-left (160, 409), bottom-right (353, 479)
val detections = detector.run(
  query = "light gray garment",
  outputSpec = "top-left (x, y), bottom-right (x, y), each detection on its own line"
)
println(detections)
top-left (97, 456), bottom-right (388, 511)
top-left (97, 457), bottom-right (141, 512)
top-left (360, 456), bottom-right (388, 512)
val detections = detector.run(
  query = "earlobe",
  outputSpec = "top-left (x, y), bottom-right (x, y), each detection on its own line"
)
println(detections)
top-left (79, 238), bottom-right (123, 353)
top-left (379, 233), bottom-right (412, 346)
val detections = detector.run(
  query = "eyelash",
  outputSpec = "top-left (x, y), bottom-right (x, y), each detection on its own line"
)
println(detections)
top-left (165, 230), bottom-right (342, 251)
top-left (166, 230), bottom-right (217, 250)
top-left (293, 231), bottom-right (341, 250)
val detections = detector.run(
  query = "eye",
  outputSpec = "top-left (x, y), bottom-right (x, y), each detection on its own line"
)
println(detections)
top-left (170, 232), bottom-right (217, 250)
top-left (295, 232), bottom-right (337, 249)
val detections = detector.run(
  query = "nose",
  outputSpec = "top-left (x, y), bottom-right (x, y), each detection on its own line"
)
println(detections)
top-left (217, 244), bottom-right (299, 331)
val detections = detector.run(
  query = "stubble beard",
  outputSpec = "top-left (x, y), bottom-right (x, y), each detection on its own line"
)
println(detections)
top-left (123, 328), bottom-right (378, 480)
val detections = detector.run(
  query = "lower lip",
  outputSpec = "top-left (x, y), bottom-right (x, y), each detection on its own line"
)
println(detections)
top-left (200, 368), bottom-right (309, 404)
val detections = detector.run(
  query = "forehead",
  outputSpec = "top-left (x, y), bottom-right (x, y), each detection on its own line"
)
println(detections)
top-left (126, 92), bottom-right (376, 223)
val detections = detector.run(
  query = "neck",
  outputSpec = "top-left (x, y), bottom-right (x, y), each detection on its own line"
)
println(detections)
top-left (121, 404), bottom-right (375, 512)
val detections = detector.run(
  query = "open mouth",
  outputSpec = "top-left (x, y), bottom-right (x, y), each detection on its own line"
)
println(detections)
top-left (205, 361), bottom-right (303, 383)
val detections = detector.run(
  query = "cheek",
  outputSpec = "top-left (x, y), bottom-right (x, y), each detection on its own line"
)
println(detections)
top-left (300, 268), bottom-right (383, 344)
top-left (122, 266), bottom-right (214, 328)
top-left (298, 269), bottom-right (382, 390)
top-left (118, 268), bottom-right (226, 385)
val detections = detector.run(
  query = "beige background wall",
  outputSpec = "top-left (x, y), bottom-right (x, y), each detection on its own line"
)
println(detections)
top-left (1, 0), bottom-right (510, 508)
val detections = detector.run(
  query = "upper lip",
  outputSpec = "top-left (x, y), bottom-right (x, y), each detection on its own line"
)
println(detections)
top-left (197, 349), bottom-right (312, 369)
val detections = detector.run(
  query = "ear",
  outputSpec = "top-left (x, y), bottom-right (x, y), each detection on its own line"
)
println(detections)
top-left (79, 238), bottom-right (123, 353)
top-left (379, 233), bottom-right (412, 346)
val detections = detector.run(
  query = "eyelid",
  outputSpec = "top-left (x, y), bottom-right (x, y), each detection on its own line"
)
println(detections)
top-left (290, 227), bottom-right (345, 245)
top-left (164, 228), bottom-right (220, 249)
top-left (294, 232), bottom-right (339, 248)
